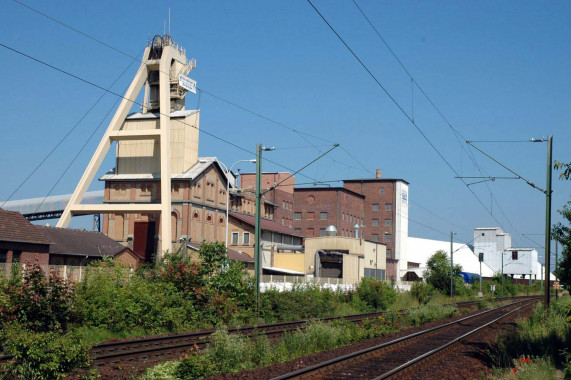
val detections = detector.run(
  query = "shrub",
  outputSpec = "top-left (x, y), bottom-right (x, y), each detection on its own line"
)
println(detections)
top-left (410, 282), bottom-right (434, 305)
top-left (0, 324), bottom-right (91, 380)
top-left (75, 260), bottom-right (196, 333)
top-left (406, 305), bottom-right (457, 326)
top-left (0, 263), bottom-right (75, 332)
top-left (355, 278), bottom-right (396, 311)
top-left (260, 285), bottom-right (338, 322)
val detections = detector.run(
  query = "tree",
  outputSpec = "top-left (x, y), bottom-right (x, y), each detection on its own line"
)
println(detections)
top-left (424, 250), bottom-right (462, 295)
top-left (552, 161), bottom-right (571, 290)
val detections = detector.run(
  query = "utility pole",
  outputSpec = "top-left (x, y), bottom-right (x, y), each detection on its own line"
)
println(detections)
top-left (501, 251), bottom-right (504, 286)
top-left (450, 231), bottom-right (454, 298)
top-left (544, 135), bottom-right (552, 308)
top-left (254, 143), bottom-right (262, 316)
top-left (555, 242), bottom-right (559, 300)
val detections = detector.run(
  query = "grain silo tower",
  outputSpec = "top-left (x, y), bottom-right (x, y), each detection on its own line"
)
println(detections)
top-left (57, 35), bottom-right (198, 257)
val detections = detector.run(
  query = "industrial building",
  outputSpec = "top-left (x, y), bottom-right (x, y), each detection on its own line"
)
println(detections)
top-left (473, 227), bottom-right (512, 274)
top-left (406, 236), bottom-right (495, 281)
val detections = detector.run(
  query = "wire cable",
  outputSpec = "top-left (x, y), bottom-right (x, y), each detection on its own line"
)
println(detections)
top-left (0, 48), bottom-right (143, 208)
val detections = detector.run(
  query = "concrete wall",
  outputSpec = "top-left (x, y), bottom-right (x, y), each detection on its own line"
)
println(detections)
top-left (273, 253), bottom-right (305, 272)
top-left (116, 112), bottom-right (199, 175)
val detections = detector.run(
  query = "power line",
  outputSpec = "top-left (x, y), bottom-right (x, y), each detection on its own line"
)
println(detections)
top-left (0, 47), bottom-right (143, 208)
top-left (11, 0), bottom-right (370, 176)
top-left (307, 0), bottom-right (460, 178)
top-left (350, 0), bottom-right (526, 241)
top-left (0, 41), bottom-right (331, 188)
top-left (9, 0), bottom-right (473, 238)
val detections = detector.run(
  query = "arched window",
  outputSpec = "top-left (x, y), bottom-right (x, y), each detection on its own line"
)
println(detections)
top-left (171, 212), bottom-right (178, 242)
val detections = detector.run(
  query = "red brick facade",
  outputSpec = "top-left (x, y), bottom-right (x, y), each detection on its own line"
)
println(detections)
top-left (343, 179), bottom-right (404, 260)
top-left (240, 173), bottom-right (295, 229)
top-left (292, 188), bottom-right (364, 238)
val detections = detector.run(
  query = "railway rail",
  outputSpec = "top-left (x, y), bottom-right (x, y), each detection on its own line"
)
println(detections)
top-left (271, 298), bottom-right (538, 379)
top-left (0, 295), bottom-right (540, 367)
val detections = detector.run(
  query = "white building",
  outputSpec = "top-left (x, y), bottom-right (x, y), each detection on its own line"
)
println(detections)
top-left (502, 248), bottom-right (539, 278)
top-left (405, 237), bottom-right (495, 280)
top-left (473, 227), bottom-right (512, 274)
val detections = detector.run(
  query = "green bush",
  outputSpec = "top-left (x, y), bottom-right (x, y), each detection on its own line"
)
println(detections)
top-left (406, 305), bottom-right (457, 326)
top-left (0, 264), bottom-right (75, 332)
top-left (76, 260), bottom-right (197, 333)
top-left (0, 324), bottom-right (91, 380)
top-left (260, 285), bottom-right (338, 322)
top-left (410, 282), bottom-right (434, 305)
top-left (355, 278), bottom-right (396, 311)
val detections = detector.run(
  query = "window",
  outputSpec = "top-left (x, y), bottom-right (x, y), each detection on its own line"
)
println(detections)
top-left (307, 228), bottom-right (314, 237)
top-left (372, 234), bottom-right (379, 242)
top-left (282, 217), bottom-right (285, 226)
top-left (341, 213), bottom-right (345, 221)
top-left (387, 249), bottom-right (392, 258)
top-left (384, 233), bottom-right (392, 242)
top-left (372, 204), bottom-right (379, 212)
top-left (231, 232), bottom-right (239, 245)
top-left (320, 212), bottom-right (327, 220)
top-left (372, 219), bottom-right (379, 226)
top-left (243, 232), bottom-right (250, 245)
top-left (380, 187), bottom-right (385, 195)
top-left (294, 228), bottom-right (301, 234)
top-left (12, 250), bottom-right (21, 263)
top-left (307, 212), bottom-right (315, 220)
top-left (385, 203), bottom-right (392, 211)
top-left (0, 250), bottom-right (7, 263)
top-left (385, 219), bottom-right (392, 227)
top-left (512, 251), bottom-right (518, 260)
top-left (282, 201), bottom-right (287, 209)
top-left (320, 228), bottom-right (327, 236)
top-left (294, 212), bottom-right (302, 220)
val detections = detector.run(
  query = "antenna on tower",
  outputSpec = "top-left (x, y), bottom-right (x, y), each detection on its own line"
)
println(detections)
top-left (164, 20), bottom-right (166, 35)
top-left (169, 8), bottom-right (171, 35)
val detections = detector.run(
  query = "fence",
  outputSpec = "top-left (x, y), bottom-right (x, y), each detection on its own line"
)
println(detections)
top-left (0, 263), bottom-right (417, 292)
top-left (0, 263), bottom-right (87, 282)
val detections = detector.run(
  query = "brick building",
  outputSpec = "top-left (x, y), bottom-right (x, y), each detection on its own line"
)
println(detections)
top-left (101, 158), bottom-right (301, 265)
top-left (0, 209), bottom-right (51, 265)
top-left (343, 176), bottom-right (409, 280)
top-left (240, 172), bottom-right (295, 228)
top-left (291, 187), bottom-right (364, 238)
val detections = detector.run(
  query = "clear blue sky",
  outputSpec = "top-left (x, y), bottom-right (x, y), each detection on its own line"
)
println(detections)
top-left (0, 1), bottom-right (569, 268)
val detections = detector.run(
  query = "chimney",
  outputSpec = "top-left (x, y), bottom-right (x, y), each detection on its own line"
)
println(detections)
top-left (376, 169), bottom-right (381, 179)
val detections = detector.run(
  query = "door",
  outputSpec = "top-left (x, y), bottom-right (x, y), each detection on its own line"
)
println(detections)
top-left (134, 221), bottom-right (156, 262)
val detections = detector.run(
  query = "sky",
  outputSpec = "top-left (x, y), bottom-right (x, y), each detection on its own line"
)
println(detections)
top-left (0, 1), bottom-right (569, 269)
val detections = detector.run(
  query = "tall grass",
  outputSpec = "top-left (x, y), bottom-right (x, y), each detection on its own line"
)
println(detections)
top-left (492, 295), bottom-right (571, 375)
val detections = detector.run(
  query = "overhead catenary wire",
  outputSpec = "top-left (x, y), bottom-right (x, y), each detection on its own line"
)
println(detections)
top-left (11, 0), bottom-right (368, 176)
top-left (8, 0), bottom-right (472, 238)
top-left (350, 0), bottom-right (527, 242)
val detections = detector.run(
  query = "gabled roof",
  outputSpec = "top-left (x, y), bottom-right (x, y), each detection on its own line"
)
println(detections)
top-left (37, 226), bottom-right (137, 258)
top-left (187, 242), bottom-right (254, 263)
top-left (99, 157), bottom-right (234, 187)
top-left (0, 209), bottom-right (51, 245)
top-left (230, 211), bottom-right (303, 237)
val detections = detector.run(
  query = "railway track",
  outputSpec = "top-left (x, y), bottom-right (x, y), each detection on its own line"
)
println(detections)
top-left (271, 298), bottom-right (538, 379)
top-left (0, 295), bottom-right (540, 367)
